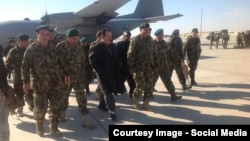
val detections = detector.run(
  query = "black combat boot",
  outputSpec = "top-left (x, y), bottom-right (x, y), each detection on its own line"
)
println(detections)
top-left (170, 92), bottom-right (182, 102)
top-left (85, 85), bottom-right (91, 95)
top-left (190, 71), bottom-right (198, 86)
top-left (182, 83), bottom-right (192, 91)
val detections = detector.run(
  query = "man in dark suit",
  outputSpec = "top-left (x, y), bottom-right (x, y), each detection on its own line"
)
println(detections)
top-left (116, 31), bottom-right (135, 97)
top-left (89, 28), bottom-right (124, 121)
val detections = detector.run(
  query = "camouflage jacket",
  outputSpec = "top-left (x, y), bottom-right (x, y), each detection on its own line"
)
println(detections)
top-left (5, 46), bottom-right (26, 86)
top-left (167, 36), bottom-right (184, 62)
top-left (127, 35), bottom-right (158, 73)
top-left (56, 41), bottom-right (85, 79)
top-left (184, 36), bottom-right (202, 61)
top-left (22, 41), bottom-right (62, 86)
top-left (154, 39), bottom-right (169, 72)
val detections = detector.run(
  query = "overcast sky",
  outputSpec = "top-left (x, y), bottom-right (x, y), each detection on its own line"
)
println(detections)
top-left (0, 0), bottom-right (249, 35)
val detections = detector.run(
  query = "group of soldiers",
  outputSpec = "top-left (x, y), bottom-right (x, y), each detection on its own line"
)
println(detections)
top-left (209, 30), bottom-right (230, 49)
top-left (236, 30), bottom-right (250, 49)
top-left (0, 22), bottom-right (202, 140)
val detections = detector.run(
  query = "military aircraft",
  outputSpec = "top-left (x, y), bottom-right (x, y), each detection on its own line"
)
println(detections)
top-left (0, 0), bottom-right (183, 46)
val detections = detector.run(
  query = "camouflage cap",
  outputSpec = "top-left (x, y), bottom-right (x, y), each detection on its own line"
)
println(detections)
top-left (139, 22), bottom-right (150, 29)
top-left (154, 28), bottom-right (163, 36)
top-left (80, 36), bottom-right (88, 42)
top-left (172, 29), bottom-right (180, 35)
top-left (192, 28), bottom-right (198, 33)
top-left (16, 34), bottom-right (29, 41)
top-left (35, 25), bottom-right (50, 32)
top-left (65, 28), bottom-right (79, 37)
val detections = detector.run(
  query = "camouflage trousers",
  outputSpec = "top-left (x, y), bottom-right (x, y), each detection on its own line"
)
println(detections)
top-left (24, 89), bottom-right (34, 111)
top-left (61, 77), bottom-right (89, 116)
top-left (168, 61), bottom-right (186, 85)
top-left (133, 71), bottom-right (155, 100)
top-left (158, 70), bottom-right (175, 94)
top-left (13, 85), bottom-right (25, 108)
top-left (187, 59), bottom-right (199, 81)
top-left (0, 90), bottom-right (10, 141)
top-left (33, 81), bottom-right (62, 125)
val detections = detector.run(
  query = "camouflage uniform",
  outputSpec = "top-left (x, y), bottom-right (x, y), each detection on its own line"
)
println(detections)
top-left (184, 35), bottom-right (202, 85)
top-left (127, 34), bottom-right (157, 110)
top-left (167, 35), bottom-right (190, 90)
top-left (0, 55), bottom-right (10, 141)
top-left (56, 41), bottom-right (89, 116)
top-left (221, 33), bottom-right (230, 49)
top-left (214, 33), bottom-right (221, 49)
top-left (22, 41), bottom-right (64, 136)
top-left (154, 39), bottom-right (182, 101)
top-left (209, 32), bottom-right (215, 49)
top-left (5, 46), bottom-right (34, 114)
top-left (236, 32), bottom-right (244, 48)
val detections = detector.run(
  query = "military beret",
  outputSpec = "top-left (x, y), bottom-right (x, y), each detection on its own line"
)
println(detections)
top-left (172, 29), bottom-right (180, 35)
top-left (95, 30), bottom-right (103, 37)
top-left (123, 31), bottom-right (131, 36)
top-left (192, 28), bottom-right (198, 33)
top-left (80, 37), bottom-right (88, 42)
top-left (66, 28), bottom-right (79, 37)
top-left (139, 22), bottom-right (150, 29)
top-left (16, 34), bottom-right (29, 41)
top-left (35, 25), bottom-right (50, 32)
top-left (8, 37), bottom-right (15, 43)
top-left (154, 28), bottom-right (163, 36)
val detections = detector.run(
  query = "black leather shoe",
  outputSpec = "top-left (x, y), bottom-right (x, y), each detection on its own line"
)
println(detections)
top-left (98, 106), bottom-right (108, 112)
top-left (110, 113), bottom-right (117, 121)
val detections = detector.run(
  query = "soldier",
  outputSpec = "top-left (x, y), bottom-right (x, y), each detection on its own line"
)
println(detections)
top-left (89, 28), bottom-right (124, 121)
top-left (184, 28), bottom-right (202, 86)
top-left (80, 36), bottom-right (95, 95)
top-left (209, 32), bottom-right (215, 49)
top-left (5, 34), bottom-right (33, 116)
top-left (167, 29), bottom-right (191, 91)
top-left (56, 28), bottom-right (94, 128)
top-left (214, 32), bottom-right (221, 49)
top-left (22, 25), bottom-right (64, 137)
top-left (127, 23), bottom-right (158, 111)
top-left (3, 38), bottom-right (15, 58)
top-left (49, 28), bottom-right (57, 45)
top-left (3, 38), bottom-right (16, 79)
top-left (153, 28), bottom-right (182, 102)
top-left (221, 30), bottom-right (230, 49)
top-left (116, 31), bottom-right (136, 97)
top-left (236, 32), bottom-right (244, 48)
top-left (0, 50), bottom-right (10, 141)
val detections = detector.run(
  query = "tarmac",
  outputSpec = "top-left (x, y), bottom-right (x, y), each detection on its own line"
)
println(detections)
top-left (7, 36), bottom-right (250, 141)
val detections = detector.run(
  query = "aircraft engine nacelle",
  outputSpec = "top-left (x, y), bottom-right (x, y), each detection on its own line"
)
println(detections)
top-left (41, 12), bottom-right (83, 28)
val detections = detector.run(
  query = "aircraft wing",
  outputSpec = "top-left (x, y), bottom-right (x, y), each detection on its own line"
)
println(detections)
top-left (74, 0), bottom-right (131, 24)
top-left (145, 13), bottom-right (183, 23)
